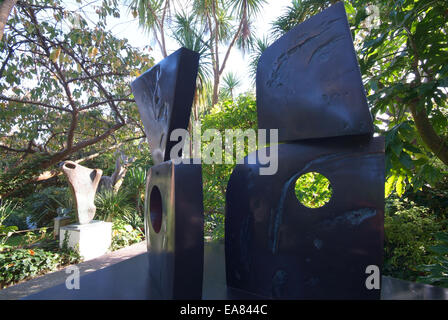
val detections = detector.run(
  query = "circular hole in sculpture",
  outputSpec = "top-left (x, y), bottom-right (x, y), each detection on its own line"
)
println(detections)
top-left (64, 162), bottom-right (76, 169)
top-left (150, 185), bottom-right (163, 233)
top-left (295, 172), bottom-right (332, 208)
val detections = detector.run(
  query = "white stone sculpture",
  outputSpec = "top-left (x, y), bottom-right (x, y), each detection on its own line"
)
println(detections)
top-left (60, 161), bottom-right (103, 224)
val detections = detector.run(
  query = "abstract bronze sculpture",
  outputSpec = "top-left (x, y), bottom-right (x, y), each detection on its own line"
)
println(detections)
top-left (60, 161), bottom-right (103, 225)
top-left (131, 47), bottom-right (204, 299)
top-left (257, 2), bottom-right (374, 142)
top-left (131, 2), bottom-right (384, 300)
top-left (145, 161), bottom-right (204, 299)
top-left (226, 2), bottom-right (384, 299)
top-left (131, 48), bottom-right (199, 165)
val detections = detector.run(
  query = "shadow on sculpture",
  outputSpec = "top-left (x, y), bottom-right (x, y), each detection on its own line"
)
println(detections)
top-left (225, 2), bottom-right (384, 299)
top-left (131, 47), bottom-right (203, 299)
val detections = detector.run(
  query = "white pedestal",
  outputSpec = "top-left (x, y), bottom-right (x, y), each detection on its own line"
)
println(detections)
top-left (59, 220), bottom-right (112, 261)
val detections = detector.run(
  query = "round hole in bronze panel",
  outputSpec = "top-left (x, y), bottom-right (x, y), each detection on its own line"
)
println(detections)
top-left (295, 172), bottom-right (332, 209)
top-left (150, 185), bottom-right (163, 233)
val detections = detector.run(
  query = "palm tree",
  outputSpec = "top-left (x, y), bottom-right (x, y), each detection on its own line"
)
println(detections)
top-left (248, 35), bottom-right (271, 85)
top-left (220, 71), bottom-right (241, 100)
top-left (129, 0), bottom-right (267, 107)
top-left (245, 0), bottom-right (336, 86)
top-left (271, 0), bottom-right (337, 38)
top-left (193, 0), bottom-right (266, 105)
top-left (171, 9), bottom-right (213, 117)
top-left (127, 0), bottom-right (172, 58)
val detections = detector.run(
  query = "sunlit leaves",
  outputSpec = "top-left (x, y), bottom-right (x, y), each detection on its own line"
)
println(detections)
top-left (0, 0), bottom-right (154, 195)
top-left (355, 0), bottom-right (448, 196)
top-left (270, 0), bottom-right (448, 198)
top-left (295, 172), bottom-right (332, 208)
top-left (49, 47), bottom-right (61, 63)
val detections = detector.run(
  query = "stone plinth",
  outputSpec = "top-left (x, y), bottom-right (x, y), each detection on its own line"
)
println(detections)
top-left (53, 216), bottom-right (72, 239)
top-left (59, 221), bottom-right (112, 261)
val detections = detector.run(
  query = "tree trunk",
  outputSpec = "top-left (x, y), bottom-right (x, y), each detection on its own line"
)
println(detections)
top-left (0, 0), bottom-right (17, 41)
top-left (408, 100), bottom-right (448, 166)
top-left (212, 73), bottom-right (220, 106)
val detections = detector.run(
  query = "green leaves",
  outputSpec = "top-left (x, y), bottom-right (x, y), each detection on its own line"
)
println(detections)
top-left (417, 232), bottom-right (448, 287)
top-left (110, 218), bottom-right (143, 251)
top-left (0, 200), bottom-right (18, 245)
top-left (49, 47), bottom-right (61, 63)
top-left (294, 172), bottom-right (332, 209)
top-left (201, 94), bottom-right (257, 240)
top-left (0, 245), bottom-right (82, 289)
top-left (0, 0), bottom-right (154, 196)
top-left (384, 196), bottom-right (448, 281)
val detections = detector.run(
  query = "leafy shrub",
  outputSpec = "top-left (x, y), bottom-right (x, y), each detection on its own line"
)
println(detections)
top-left (0, 243), bottom-right (82, 289)
top-left (205, 213), bottom-right (225, 241)
top-left (22, 186), bottom-right (74, 227)
top-left (110, 219), bottom-right (144, 251)
top-left (0, 200), bottom-right (18, 245)
top-left (95, 189), bottom-right (134, 222)
top-left (294, 172), bottom-right (332, 208)
top-left (0, 247), bottom-right (59, 288)
top-left (123, 166), bottom-right (147, 216)
top-left (417, 232), bottom-right (448, 287)
top-left (2, 204), bottom-right (29, 230)
top-left (201, 94), bottom-right (257, 240)
top-left (120, 208), bottom-right (144, 233)
top-left (383, 196), bottom-right (448, 281)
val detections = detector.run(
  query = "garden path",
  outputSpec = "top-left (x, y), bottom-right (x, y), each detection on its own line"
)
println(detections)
top-left (0, 241), bottom-right (146, 300)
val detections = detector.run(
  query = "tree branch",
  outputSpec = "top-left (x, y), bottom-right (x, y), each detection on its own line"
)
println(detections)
top-left (0, 95), bottom-right (71, 112)
top-left (79, 97), bottom-right (134, 111)
top-left (67, 71), bottom-right (128, 84)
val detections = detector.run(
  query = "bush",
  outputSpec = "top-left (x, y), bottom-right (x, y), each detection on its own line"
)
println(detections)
top-left (21, 186), bottom-right (74, 227)
top-left (417, 232), bottom-right (448, 287)
top-left (95, 189), bottom-right (134, 222)
top-left (201, 94), bottom-right (257, 240)
top-left (123, 166), bottom-right (147, 217)
top-left (204, 213), bottom-right (225, 241)
top-left (0, 200), bottom-right (18, 245)
top-left (383, 196), bottom-right (448, 281)
top-left (0, 242), bottom-right (81, 289)
top-left (2, 205), bottom-right (29, 231)
top-left (110, 218), bottom-right (144, 251)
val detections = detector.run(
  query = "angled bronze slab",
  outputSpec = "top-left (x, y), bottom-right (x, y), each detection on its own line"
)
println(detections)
top-left (131, 48), bottom-right (199, 164)
top-left (145, 160), bottom-right (204, 299)
top-left (256, 2), bottom-right (373, 142)
top-left (225, 135), bottom-right (384, 299)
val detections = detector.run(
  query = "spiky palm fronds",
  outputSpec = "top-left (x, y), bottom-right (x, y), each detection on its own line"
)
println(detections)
top-left (248, 35), bottom-right (271, 85)
top-left (271, 0), bottom-right (335, 39)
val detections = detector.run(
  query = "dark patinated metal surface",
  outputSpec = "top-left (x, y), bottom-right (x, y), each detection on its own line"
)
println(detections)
top-left (145, 160), bottom-right (204, 299)
top-left (256, 2), bottom-right (373, 142)
top-left (225, 135), bottom-right (385, 299)
top-left (130, 48), bottom-right (199, 164)
top-left (130, 47), bottom-right (204, 299)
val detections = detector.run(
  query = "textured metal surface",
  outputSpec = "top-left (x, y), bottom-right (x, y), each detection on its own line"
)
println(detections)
top-left (225, 135), bottom-right (385, 299)
top-left (130, 48), bottom-right (199, 164)
top-left (145, 161), bottom-right (204, 299)
top-left (256, 2), bottom-right (373, 142)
